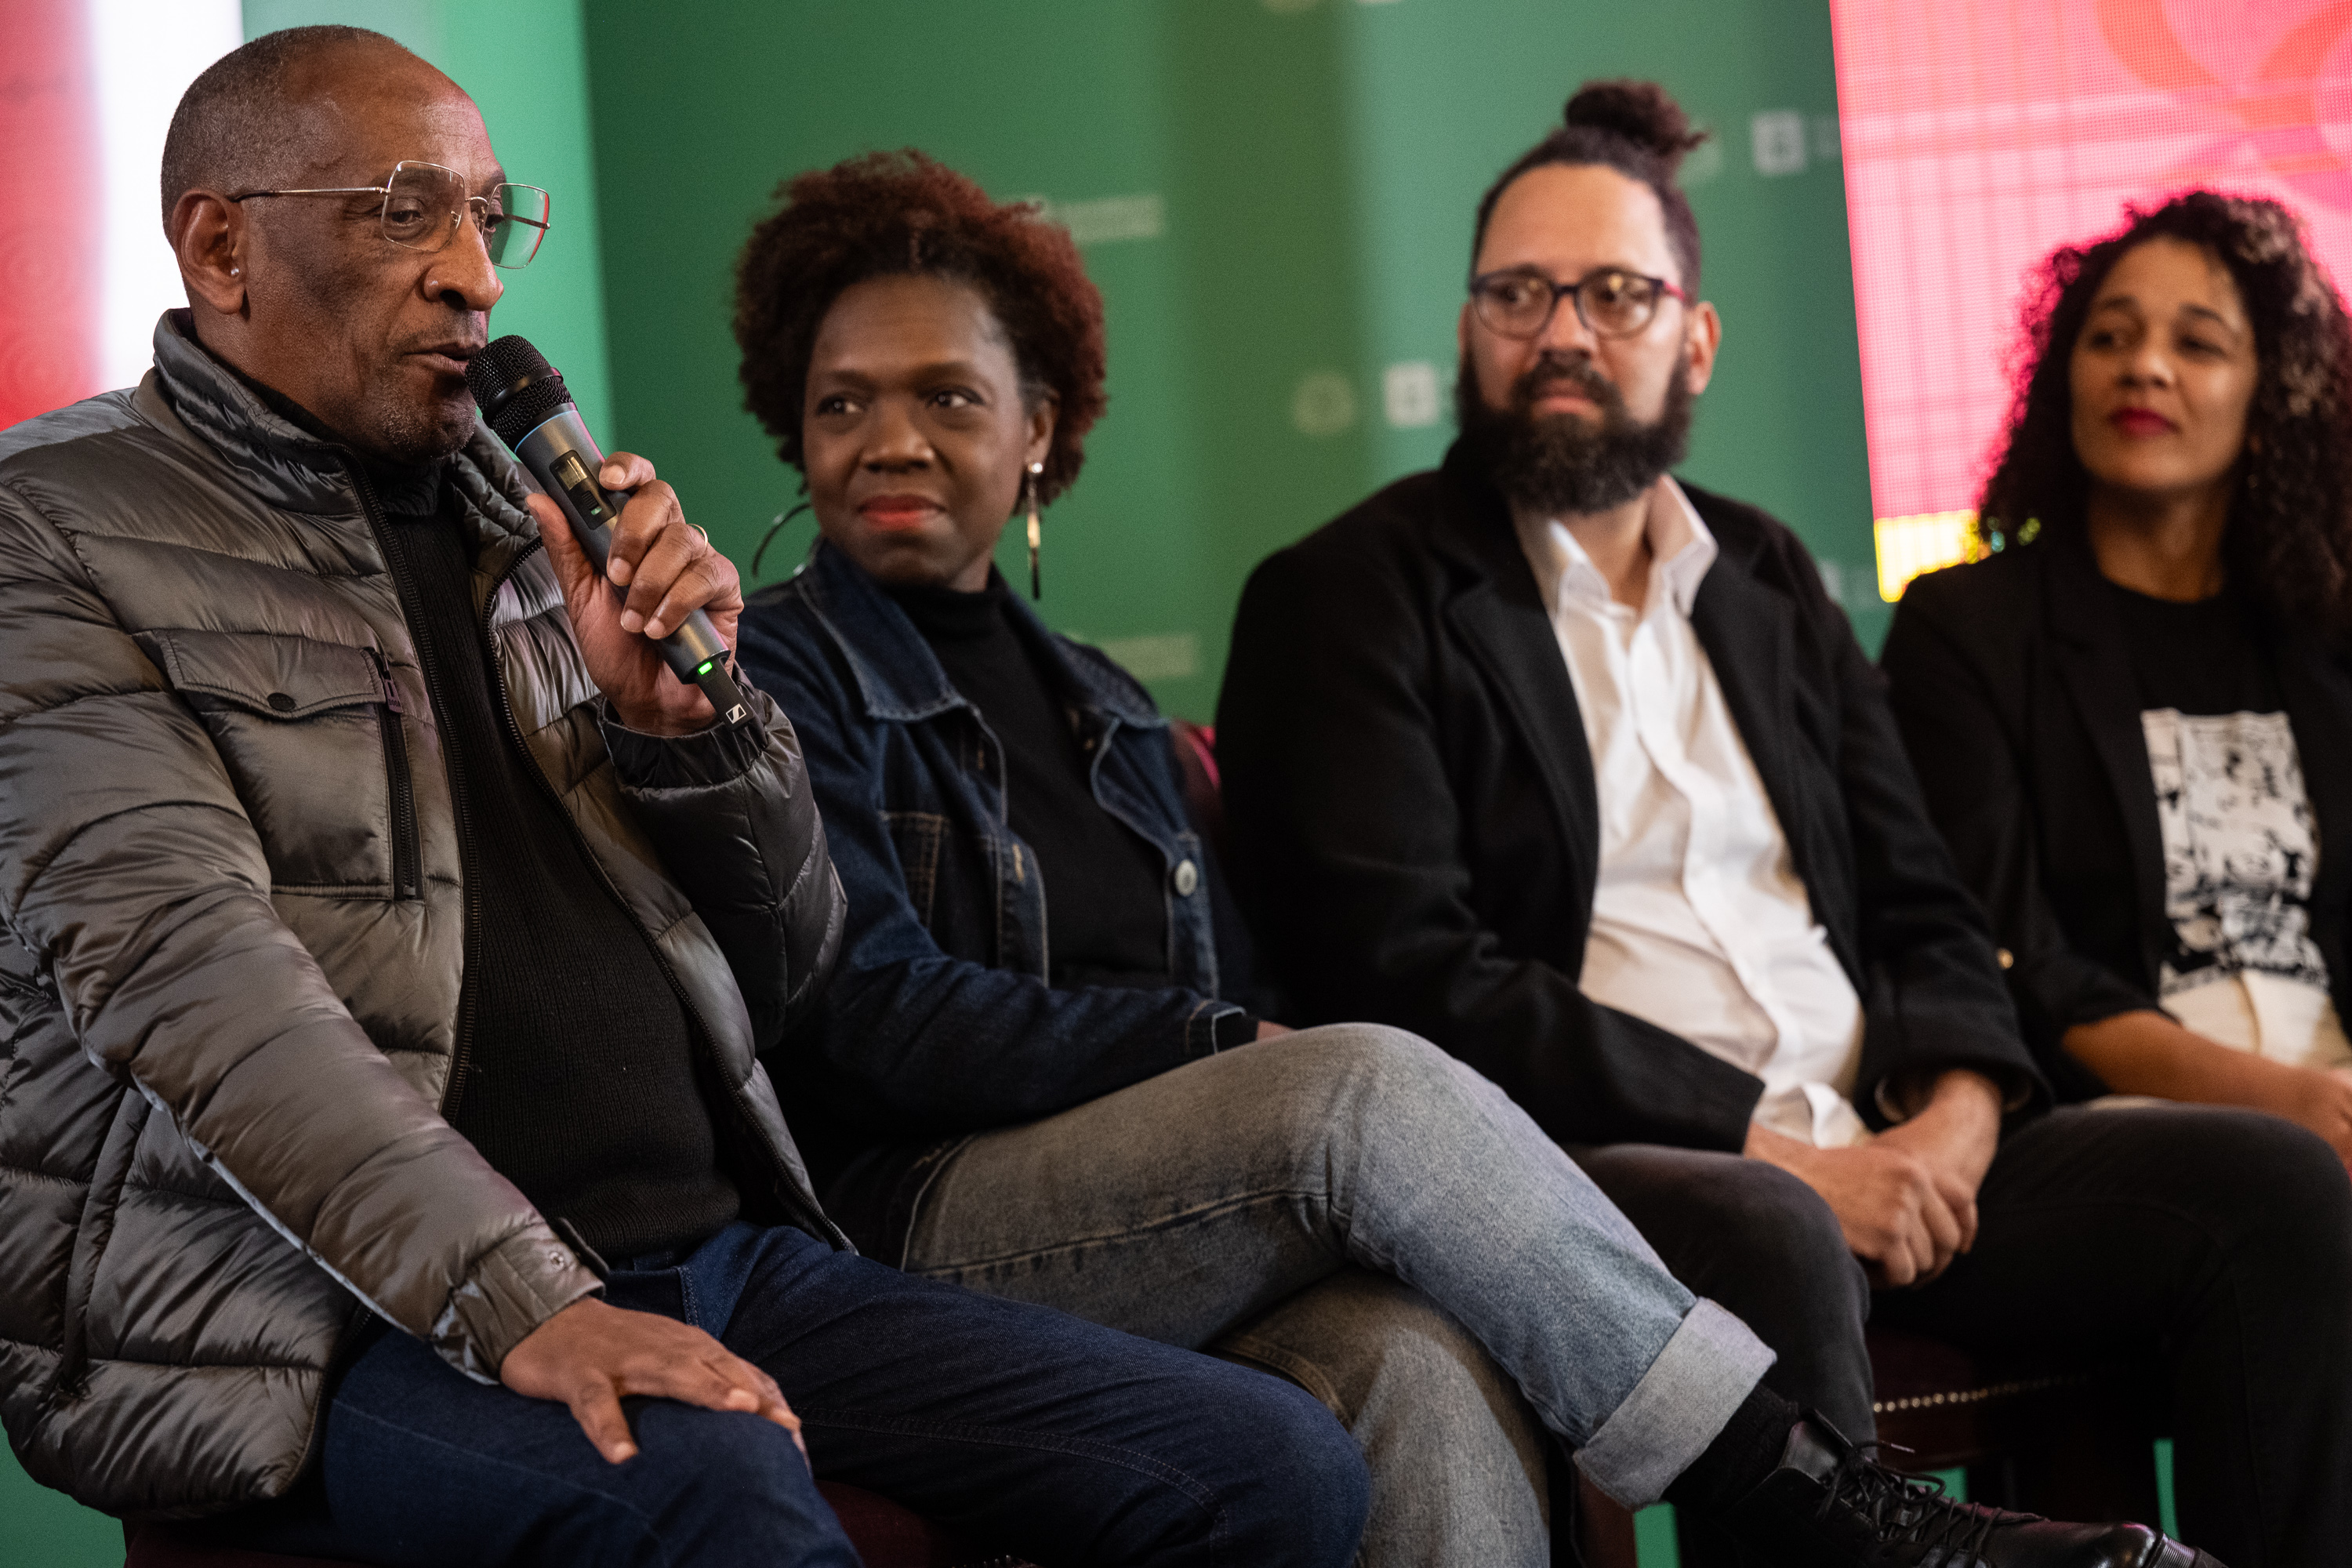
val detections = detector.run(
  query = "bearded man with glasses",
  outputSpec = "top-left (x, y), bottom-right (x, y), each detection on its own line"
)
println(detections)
top-left (0, 26), bottom-right (1380, 1568)
top-left (1218, 78), bottom-right (2352, 1568)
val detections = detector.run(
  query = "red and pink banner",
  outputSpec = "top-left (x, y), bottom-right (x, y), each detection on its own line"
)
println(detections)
top-left (0, 0), bottom-right (243, 433)
top-left (0, 0), bottom-right (103, 431)
top-left (1831, 0), bottom-right (2352, 594)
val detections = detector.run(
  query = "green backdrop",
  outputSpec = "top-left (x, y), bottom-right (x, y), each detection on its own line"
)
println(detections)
top-left (583, 0), bottom-right (1875, 721)
top-left (3, 3), bottom-right (1871, 1563)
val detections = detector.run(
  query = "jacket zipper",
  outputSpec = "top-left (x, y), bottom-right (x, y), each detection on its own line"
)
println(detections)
top-left (471, 543), bottom-right (840, 1243)
top-left (343, 460), bottom-right (485, 1116)
top-left (367, 647), bottom-right (422, 900)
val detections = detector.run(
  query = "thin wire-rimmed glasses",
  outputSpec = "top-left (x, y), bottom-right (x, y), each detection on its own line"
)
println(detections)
top-left (1468, 266), bottom-right (1689, 340)
top-left (229, 160), bottom-right (551, 269)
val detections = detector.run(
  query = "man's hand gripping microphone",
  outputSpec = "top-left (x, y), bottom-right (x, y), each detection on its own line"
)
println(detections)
top-left (467, 336), bottom-right (751, 728)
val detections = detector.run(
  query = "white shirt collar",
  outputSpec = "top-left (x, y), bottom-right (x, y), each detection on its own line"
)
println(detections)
top-left (1514, 477), bottom-right (1718, 620)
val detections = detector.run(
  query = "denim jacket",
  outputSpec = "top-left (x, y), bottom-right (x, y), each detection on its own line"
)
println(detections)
top-left (737, 542), bottom-right (1247, 1189)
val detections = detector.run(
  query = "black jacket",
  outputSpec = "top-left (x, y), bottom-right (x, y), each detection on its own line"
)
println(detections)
top-left (1216, 445), bottom-right (2041, 1152)
top-left (1882, 528), bottom-right (2352, 1100)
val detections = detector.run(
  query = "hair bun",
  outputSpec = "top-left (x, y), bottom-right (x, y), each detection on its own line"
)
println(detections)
top-left (1563, 80), bottom-right (1708, 171)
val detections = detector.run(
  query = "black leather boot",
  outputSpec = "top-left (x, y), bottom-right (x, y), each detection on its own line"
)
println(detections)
top-left (1725, 1416), bottom-right (2222, 1567)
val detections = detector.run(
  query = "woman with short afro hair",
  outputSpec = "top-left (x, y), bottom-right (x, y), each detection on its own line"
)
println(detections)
top-left (734, 151), bottom-right (1105, 514)
top-left (726, 151), bottom-right (1853, 1568)
top-left (728, 149), bottom-right (1563, 1567)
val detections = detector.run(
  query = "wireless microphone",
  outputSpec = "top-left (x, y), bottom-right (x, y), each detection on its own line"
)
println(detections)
top-left (466, 336), bottom-right (751, 728)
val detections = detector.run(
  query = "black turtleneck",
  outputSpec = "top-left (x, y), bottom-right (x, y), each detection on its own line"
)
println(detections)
top-left (213, 347), bottom-right (739, 1264)
top-left (368, 479), bottom-right (738, 1264)
top-left (886, 574), bottom-right (1172, 989)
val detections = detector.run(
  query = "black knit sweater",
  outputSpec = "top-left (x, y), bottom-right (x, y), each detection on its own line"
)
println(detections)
top-left (885, 574), bottom-right (1171, 989)
top-left (372, 470), bottom-right (738, 1264)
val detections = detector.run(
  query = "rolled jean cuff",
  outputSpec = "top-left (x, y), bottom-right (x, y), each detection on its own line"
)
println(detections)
top-left (1572, 1298), bottom-right (1776, 1509)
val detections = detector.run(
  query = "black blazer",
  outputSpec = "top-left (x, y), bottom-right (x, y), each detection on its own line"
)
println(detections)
top-left (1882, 528), bottom-right (2352, 1100)
top-left (1216, 445), bottom-right (2041, 1152)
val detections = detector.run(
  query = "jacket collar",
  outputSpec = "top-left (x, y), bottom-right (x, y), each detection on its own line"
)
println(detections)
top-left (1425, 444), bottom-right (1828, 951)
top-left (1686, 526), bottom-right (1805, 881)
top-left (792, 539), bottom-right (1161, 728)
top-left (1428, 443), bottom-right (1604, 887)
top-left (2041, 526), bottom-right (2170, 954)
top-left (150, 310), bottom-right (355, 515)
top-left (1514, 477), bottom-right (1719, 620)
top-left (1499, 466), bottom-right (1797, 826)
top-left (146, 310), bottom-right (540, 569)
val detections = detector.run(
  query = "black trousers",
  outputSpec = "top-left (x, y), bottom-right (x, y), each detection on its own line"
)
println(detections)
top-left (1577, 1105), bottom-right (2352, 1568)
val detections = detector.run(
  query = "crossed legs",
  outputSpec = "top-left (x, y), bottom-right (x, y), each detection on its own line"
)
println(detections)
top-left (1215, 1269), bottom-right (1556, 1566)
top-left (890, 1023), bottom-right (1776, 1563)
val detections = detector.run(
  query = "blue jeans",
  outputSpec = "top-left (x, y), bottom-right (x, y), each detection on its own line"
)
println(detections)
top-left (224, 1223), bottom-right (1369, 1567)
top-left (877, 1027), bottom-right (1777, 1529)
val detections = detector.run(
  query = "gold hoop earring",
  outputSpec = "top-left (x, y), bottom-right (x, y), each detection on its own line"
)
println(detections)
top-left (1025, 461), bottom-right (1046, 601)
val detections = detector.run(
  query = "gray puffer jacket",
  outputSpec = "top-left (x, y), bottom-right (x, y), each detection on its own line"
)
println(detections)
top-left (0, 314), bottom-right (847, 1519)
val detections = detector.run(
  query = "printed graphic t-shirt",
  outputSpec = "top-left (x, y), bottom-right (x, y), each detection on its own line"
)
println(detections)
top-left (2113, 582), bottom-right (2350, 1067)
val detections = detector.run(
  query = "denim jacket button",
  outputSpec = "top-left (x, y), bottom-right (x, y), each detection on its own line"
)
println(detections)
top-left (1172, 858), bottom-right (1200, 897)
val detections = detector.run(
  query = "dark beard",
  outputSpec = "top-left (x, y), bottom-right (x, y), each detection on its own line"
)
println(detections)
top-left (1454, 353), bottom-right (1694, 516)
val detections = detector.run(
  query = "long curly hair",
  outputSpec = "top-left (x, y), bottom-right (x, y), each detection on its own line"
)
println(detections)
top-left (733, 151), bottom-right (1107, 503)
top-left (1977, 190), bottom-right (2352, 633)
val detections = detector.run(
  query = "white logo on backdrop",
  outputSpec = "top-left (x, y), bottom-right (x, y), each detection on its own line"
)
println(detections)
top-left (1751, 110), bottom-right (1809, 176)
top-left (1383, 361), bottom-right (1441, 428)
top-left (1811, 114), bottom-right (1842, 164)
top-left (1292, 370), bottom-right (1359, 436)
top-left (1099, 634), bottom-right (1200, 681)
top-left (1026, 194), bottom-right (1166, 245)
top-left (1682, 136), bottom-right (1726, 186)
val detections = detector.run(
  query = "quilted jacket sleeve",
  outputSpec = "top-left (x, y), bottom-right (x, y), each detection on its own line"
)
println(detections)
top-left (597, 685), bottom-right (847, 1054)
top-left (0, 481), bottom-right (597, 1383)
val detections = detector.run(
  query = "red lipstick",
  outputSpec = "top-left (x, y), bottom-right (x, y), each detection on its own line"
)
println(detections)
top-left (2108, 408), bottom-right (2175, 437)
top-left (858, 494), bottom-right (942, 531)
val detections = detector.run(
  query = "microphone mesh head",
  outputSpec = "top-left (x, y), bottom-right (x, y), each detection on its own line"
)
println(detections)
top-left (467, 335), bottom-right (575, 448)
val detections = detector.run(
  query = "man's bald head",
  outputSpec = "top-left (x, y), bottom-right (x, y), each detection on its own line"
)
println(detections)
top-left (163, 25), bottom-right (503, 464)
top-left (160, 26), bottom-right (445, 230)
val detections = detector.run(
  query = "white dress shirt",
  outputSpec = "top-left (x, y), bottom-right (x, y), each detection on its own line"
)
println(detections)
top-left (1516, 479), bottom-right (1873, 1148)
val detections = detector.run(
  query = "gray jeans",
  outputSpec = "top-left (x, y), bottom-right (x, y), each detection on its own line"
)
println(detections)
top-left (890, 1025), bottom-right (1774, 1566)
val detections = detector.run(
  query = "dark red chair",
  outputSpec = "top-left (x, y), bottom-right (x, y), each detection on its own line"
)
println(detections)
top-left (123, 1483), bottom-right (1035, 1568)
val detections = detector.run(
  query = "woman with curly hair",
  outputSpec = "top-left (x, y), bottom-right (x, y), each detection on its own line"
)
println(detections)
top-left (1884, 191), bottom-right (2352, 1162)
top-left (727, 150), bottom-right (1997, 1568)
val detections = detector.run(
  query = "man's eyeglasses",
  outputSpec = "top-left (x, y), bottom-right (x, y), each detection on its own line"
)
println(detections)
top-left (1468, 267), bottom-right (1689, 341)
top-left (229, 160), bottom-right (551, 270)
